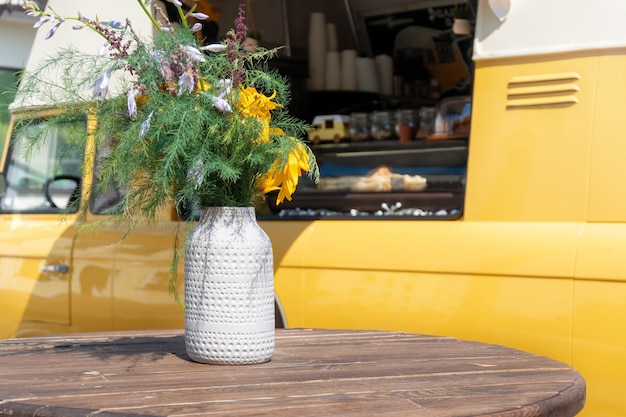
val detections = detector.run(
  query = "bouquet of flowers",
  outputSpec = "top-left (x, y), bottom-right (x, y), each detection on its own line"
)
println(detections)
top-left (18, 0), bottom-right (318, 222)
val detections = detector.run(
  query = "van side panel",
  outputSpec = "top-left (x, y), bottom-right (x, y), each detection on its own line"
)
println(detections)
top-left (586, 52), bottom-right (626, 222)
top-left (465, 54), bottom-right (596, 222)
top-left (572, 51), bottom-right (626, 417)
top-left (269, 219), bottom-right (580, 364)
top-left (573, 276), bottom-right (626, 417)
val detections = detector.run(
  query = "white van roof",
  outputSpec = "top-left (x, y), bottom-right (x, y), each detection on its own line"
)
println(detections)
top-left (474, 0), bottom-right (626, 60)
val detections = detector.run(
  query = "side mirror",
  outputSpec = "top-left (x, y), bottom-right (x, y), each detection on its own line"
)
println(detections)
top-left (44, 175), bottom-right (81, 211)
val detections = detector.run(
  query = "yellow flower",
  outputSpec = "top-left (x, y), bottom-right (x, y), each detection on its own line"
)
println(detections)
top-left (237, 88), bottom-right (282, 143)
top-left (237, 86), bottom-right (280, 119)
top-left (197, 77), bottom-right (210, 92)
top-left (259, 138), bottom-right (311, 204)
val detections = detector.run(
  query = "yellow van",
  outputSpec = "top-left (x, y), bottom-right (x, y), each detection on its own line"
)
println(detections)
top-left (3, 0), bottom-right (626, 415)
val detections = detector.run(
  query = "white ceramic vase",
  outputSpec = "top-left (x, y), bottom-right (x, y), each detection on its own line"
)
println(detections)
top-left (184, 206), bottom-right (275, 365)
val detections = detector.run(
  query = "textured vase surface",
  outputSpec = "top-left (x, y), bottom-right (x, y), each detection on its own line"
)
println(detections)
top-left (184, 207), bottom-right (275, 364)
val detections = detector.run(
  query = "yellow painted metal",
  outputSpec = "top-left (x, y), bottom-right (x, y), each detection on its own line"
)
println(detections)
top-left (586, 52), bottom-right (626, 222)
top-left (573, 279), bottom-right (626, 417)
top-left (0, 214), bottom-right (75, 338)
top-left (465, 54), bottom-right (596, 222)
top-left (267, 218), bottom-right (578, 365)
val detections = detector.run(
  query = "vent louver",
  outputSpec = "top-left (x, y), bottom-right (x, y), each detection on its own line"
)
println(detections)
top-left (506, 72), bottom-right (580, 109)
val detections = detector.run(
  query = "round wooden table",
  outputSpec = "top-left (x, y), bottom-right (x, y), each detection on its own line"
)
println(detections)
top-left (0, 329), bottom-right (585, 416)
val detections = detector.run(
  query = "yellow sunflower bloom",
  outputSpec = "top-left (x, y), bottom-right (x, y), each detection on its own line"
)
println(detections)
top-left (237, 86), bottom-right (281, 119)
top-left (259, 138), bottom-right (311, 205)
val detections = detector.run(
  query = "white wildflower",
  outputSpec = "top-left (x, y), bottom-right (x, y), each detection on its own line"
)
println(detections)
top-left (191, 12), bottom-right (209, 20)
top-left (216, 79), bottom-right (232, 98)
top-left (182, 45), bottom-right (205, 62)
top-left (92, 71), bottom-right (111, 98)
top-left (98, 43), bottom-right (109, 56)
top-left (200, 43), bottom-right (227, 53)
top-left (140, 111), bottom-right (154, 139)
top-left (212, 97), bottom-right (232, 114)
top-left (177, 72), bottom-right (195, 95)
top-left (188, 159), bottom-right (204, 189)
top-left (127, 86), bottom-right (137, 119)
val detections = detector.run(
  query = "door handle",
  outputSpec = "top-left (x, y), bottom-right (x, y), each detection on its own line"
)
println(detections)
top-left (40, 264), bottom-right (69, 274)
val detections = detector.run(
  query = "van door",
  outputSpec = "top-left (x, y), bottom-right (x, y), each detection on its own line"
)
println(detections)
top-left (0, 116), bottom-right (84, 338)
top-left (72, 141), bottom-right (184, 332)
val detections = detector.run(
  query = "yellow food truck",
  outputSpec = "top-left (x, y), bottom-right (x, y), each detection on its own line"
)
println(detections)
top-left (2, 0), bottom-right (626, 415)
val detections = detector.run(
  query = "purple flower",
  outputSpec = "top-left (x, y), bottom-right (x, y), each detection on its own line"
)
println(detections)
top-left (191, 23), bottom-right (202, 33)
top-left (33, 16), bottom-right (49, 29)
top-left (234, 4), bottom-right (247, 43)
top-left (102, 20), bottom-right (124, 29)
top-left (45, 22), bottom-right (62, 39)
top-left (158, 61), bottom-right (176, 85)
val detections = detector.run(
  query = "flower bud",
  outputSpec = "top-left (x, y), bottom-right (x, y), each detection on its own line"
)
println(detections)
top-left (200, 44), bottom-right (227, 53)
top-left (33, 16), bottom-right (49, 29)
top-left (45, 23), bottom-right (61, 40)
top-left (191, 12), bottom-right (209, 21)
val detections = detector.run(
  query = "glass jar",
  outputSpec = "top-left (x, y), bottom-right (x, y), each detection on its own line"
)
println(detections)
top-left (417, 107), bottom-right (435, 139)
top-left (349, 112), bottom-right (370, 141)
top-left (395, 109), bottom-right (420, 143)
top-left (370, 111), bottom-right (394, 140)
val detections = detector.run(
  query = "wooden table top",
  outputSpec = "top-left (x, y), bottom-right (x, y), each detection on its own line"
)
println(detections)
top-left (0, 329), bottom-right (585, 417)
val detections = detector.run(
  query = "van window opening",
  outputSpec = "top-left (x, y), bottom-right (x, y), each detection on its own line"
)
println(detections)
top-left (261, 0), bottom-right (473, 220)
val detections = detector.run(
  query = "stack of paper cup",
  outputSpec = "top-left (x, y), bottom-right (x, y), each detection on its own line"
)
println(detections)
top-left (307, 12), bottom-right (327, 91)
top-left (326, 23), bottom-right (338, 52)
top-left (375, 54), bottom-right (393, 95)
top-left (356, 57), bottom-right (379, 93)
top-left (325, 51), bottom-right (341, 90)
top-left (340, 49), bottom-right (358, 91)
